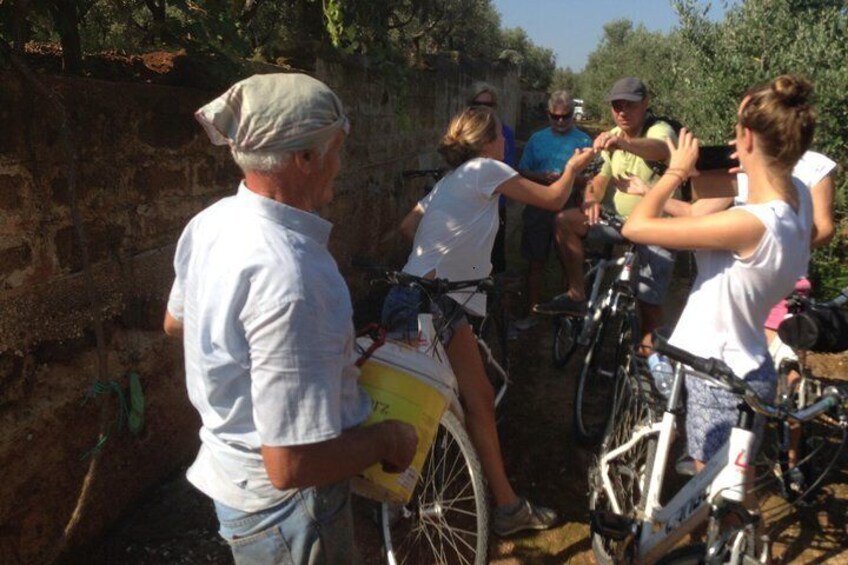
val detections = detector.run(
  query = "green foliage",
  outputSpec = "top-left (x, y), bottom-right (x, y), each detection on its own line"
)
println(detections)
top-left (579, 19), bottom-right (684, 125)
top-left (670, 0), bottom-right (848, 292)
top-left (550, 67), bottom-right (581, 97)
top-left (2, 0), bottom-right (555, 88)
top-left (575, 1), bottom-right (848, 291)
top-left (500, 26), bottom-right (555, 90)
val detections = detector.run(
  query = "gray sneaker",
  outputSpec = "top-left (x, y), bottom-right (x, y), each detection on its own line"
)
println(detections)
top-left (493, 498), bottom-right (559, 537)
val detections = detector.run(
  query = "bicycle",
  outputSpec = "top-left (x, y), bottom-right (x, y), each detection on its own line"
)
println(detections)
top-left (588, 331), bottom-right (848, 564)
top-left (354, 266), bottom-right (510, 565)
top-left (547, 210), bottom-right (643, 446)
top-left (769, 284), bottom-right (848, 502)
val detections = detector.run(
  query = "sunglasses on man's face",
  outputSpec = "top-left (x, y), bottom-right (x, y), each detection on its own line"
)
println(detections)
top-left (611, 100), bottom-right (639, 112)
top-left (549, 111), bottom-right (574, 121)
top-left (472, 100), bottom-right (496, 108)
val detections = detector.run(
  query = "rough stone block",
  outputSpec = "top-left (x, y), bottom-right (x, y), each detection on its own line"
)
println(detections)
top-left (0, 174), bottom-right (25, 211)
top-left (134, 165), bottom-right (189, 201)
top-left (0, 242), bottom-right (33, 282)
top-left (54, 222), bottom-right (126, 273)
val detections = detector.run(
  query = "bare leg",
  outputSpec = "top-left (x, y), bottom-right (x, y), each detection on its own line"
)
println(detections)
top-left (446, 324), bottom-right (518, 508)
top-left (639, 301), bottom-right (664, 355)
top-left (554, 208), bottom-right (589, 301)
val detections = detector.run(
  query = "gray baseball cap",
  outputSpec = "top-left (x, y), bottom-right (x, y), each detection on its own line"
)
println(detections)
top-left (606, 77), bottom-right (648, 102)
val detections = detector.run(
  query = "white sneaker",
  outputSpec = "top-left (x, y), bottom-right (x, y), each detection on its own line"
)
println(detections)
top-left (513, 316), bottom-right (539, 331)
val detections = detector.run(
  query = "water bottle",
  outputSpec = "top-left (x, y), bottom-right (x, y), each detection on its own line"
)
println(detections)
top-left (647, 352), bottom-right (674, 398)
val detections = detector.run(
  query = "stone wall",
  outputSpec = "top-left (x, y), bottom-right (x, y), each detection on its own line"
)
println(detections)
top-left (0, 55), bottom-right (519, 563)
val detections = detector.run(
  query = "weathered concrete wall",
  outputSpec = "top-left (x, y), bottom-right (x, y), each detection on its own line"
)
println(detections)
top-left (0, 55), bottom-right (519, 563)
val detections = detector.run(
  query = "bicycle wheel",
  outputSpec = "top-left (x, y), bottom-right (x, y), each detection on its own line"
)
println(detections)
top-left (552, 315), bottom-right (581, 368)
top-left (382, 410), bottom-right (490, 565)
top-left (573, 311), bottom-right (631, 446)
top-left (588, 363), bottom-right (658, 564)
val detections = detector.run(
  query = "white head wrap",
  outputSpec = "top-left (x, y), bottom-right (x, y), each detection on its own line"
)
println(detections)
top-left (195, 73), bottom-right (350, 153)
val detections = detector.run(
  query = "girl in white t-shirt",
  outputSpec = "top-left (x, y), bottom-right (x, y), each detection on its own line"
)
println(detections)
top-left (383, 106), bottom-right (594, 535)
top-left (621, 75), bottom-right (816, 473)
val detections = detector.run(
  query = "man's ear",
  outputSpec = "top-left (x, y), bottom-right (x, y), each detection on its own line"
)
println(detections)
top-left (292, 150), bottom-right (314, 173)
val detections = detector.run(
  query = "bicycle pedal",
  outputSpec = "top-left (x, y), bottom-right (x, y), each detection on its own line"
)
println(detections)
top-left (590, 511), bottom-right (635, 541)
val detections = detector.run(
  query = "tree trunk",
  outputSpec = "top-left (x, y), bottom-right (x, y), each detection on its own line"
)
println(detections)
top-left (49, 0), bottom-right (83, 73)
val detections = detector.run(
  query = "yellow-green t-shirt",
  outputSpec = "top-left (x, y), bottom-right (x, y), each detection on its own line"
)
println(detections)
top-left (599, 121), bottom-right (677, 218)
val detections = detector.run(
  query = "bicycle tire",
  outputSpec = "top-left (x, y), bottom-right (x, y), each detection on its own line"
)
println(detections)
top-left (382, 410), bottom-right (490, 565)
top-left (589, 363), bottom-right (659, 564)
top-left (573, 311), bottom-right (630, 446)
top-left (552, 316), bottom-right (581, 368)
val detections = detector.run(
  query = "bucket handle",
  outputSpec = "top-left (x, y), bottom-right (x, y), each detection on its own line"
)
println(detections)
top-left (355, 324), bottom-right (387, 367)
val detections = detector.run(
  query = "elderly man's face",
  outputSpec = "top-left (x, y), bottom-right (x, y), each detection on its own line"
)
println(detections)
top-left (549, 102), bottom-right (574, 134)
top-left (313, 130), bottom-right (346, 207)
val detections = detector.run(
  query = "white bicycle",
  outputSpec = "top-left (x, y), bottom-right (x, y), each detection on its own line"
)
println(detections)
top-left (588, 332), bottom-right (848, 564)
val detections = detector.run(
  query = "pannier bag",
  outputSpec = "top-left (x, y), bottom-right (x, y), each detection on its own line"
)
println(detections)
top-left (777, 305), bottom-right (848, 353)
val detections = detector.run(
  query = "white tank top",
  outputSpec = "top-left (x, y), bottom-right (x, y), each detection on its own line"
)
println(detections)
top-left (669, 183), bottom-right (812, 377)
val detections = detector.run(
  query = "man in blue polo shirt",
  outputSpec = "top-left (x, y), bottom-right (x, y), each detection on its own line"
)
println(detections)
top-left (515, 91), bottom-right (592, 329)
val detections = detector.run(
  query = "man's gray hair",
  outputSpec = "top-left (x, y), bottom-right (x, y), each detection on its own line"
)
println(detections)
top-left (468, 81), bottom-right (499, 106)
top-left (548, 90), bottom-right (573, 112)
top-left (231, 137), bottom-right (333, 174)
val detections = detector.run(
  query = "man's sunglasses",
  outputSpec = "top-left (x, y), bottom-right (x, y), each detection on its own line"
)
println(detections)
top-left (549, 111), bottom-right (574, 121)
top-left (472, 100), bottom-right (496, 108)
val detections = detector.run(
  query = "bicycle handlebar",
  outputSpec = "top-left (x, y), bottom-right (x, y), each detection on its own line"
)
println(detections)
top-left (652, 331), bottom-right (847, 424)
top-left (351, 258), bottom-right (496, 295)
top-left (786, 284), bottom-right (848, 312)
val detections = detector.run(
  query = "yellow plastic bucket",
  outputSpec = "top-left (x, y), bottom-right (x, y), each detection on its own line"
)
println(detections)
top-left (351, 338), bottom-right (454, 505)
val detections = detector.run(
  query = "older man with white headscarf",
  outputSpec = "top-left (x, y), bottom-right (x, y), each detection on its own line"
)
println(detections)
top-left (164, 73), bottom-right (417, 564)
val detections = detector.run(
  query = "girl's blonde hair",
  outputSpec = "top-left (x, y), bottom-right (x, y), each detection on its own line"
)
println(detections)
top-left (438, 106), bottom-right (499, 168)
top-left (740, 74), bottom-right (816, 173)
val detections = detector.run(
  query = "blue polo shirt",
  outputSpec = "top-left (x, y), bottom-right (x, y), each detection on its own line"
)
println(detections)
top-left (519, 126), bottom-right (592, 174)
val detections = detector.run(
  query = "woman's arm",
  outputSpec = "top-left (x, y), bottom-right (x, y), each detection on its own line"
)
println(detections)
top-left (622, 129), bottom-right (765, 257)
top-left (614, 174), bottom-right (733, 218)
top-left (399, 203), bottom-right (425, 240)
top-left (497, 148), bottom-right (595, 211)
top-left (810, 172), bottom-right (836, 248)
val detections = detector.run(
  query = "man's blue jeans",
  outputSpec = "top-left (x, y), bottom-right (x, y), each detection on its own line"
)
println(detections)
top-left (214, 479), bottom-right (358, 564)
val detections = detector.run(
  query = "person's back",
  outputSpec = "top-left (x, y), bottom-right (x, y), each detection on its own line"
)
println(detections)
top-left (404, 157), bottom-right (512, 316)
top-left (166, 73), bottom-right (418, 564)
top-left (622, 73), bottom-right (818, 469)
top-left (388, 105), bottom-right (595, 537)
top-left (671, 181), bottom-right (812, 375)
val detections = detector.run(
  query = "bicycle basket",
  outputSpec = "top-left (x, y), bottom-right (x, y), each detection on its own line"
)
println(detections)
top-left (777, 305), bottom-right (848, 353)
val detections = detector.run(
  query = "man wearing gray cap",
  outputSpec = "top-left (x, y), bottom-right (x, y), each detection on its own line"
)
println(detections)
top-left (537, 77), bottom-right (676, 354)
top-left (163, 73), bottom-right (417, 564)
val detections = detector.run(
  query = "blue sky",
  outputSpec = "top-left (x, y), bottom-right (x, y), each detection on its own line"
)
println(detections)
top-left (491, 0), bottom-right (736, 71)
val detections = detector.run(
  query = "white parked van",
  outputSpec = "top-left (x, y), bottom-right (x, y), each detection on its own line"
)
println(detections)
top-left (573, 99), bottom-right (588, 121)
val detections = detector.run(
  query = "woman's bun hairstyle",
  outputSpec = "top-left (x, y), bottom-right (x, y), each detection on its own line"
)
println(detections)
top-left (771, 75), bottom-right (813, 107)
top-left (438, 106), bottom-right (499, 168)
top-left (740, 74), bottom-right (816, 171)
